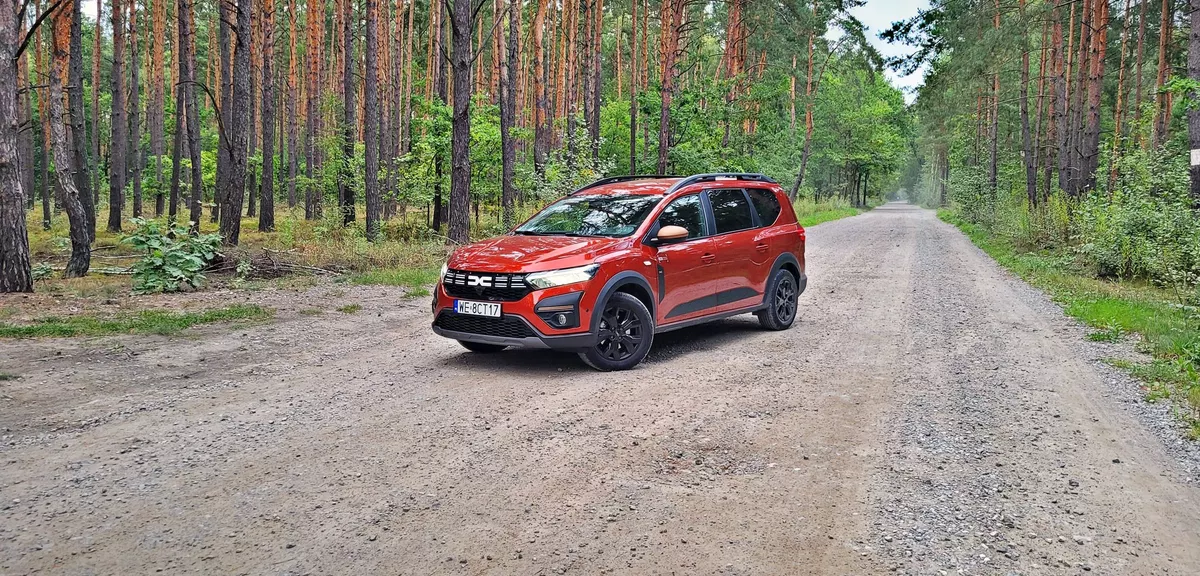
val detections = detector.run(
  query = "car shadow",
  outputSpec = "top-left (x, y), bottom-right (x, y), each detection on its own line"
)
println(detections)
top-left (438, 314), bottom-right (768, 374)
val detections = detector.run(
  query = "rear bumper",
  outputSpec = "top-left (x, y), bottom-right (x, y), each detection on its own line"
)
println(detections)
top-left (798, 272), bottom-right (808, 296)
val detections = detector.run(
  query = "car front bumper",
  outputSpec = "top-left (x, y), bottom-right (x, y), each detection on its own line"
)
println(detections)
top-left (431, 313), bottom-right (596, 350)
top-left (431, 283), bottom-right (598, 351)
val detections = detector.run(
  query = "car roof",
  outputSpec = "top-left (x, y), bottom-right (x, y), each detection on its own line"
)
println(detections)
top-left (575, 174), bottom-right (779, 197)
top-left (575, 178), bottom-right (682, 197)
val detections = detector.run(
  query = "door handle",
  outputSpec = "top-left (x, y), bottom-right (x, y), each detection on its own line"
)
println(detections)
top-left (701, 253), bottom-right (716, 264)
top-left (755, 243), bottom-right (769, 252)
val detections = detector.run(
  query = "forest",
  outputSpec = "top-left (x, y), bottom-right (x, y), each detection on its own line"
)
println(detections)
top-left (0, 0), bottom-right (911, 293)
top-left (898, 0), bottom-right (1200, 287)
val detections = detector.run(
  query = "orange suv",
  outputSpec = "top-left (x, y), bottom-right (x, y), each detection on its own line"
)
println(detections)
top-left (431, 173), bottom-right (807, 370)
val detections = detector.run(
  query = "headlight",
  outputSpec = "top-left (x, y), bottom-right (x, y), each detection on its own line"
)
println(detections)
top-left (439, 262), bottom-right (448, 281)
top-left (526, 264), bottom-right (599, 289)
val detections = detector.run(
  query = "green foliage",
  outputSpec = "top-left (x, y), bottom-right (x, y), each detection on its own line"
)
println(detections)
top-left (792, 197), bottom-right (869, 227)
top-left (336, 303), bottom-right (363, 314)
top-left (0, 305), bottom-right (272, 338)
top-left (346, 266), bottom-right (439, 296)
top-left (122, 218), bottom-right (222, 294)
top-left (31, 262), bottom-right (55, 280)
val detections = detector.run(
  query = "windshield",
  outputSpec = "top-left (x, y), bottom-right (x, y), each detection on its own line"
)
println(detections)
top-left (515, 194), bottom-right (663, 238)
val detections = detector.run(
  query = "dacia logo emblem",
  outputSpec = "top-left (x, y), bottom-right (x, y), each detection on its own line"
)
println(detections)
top-left (467, 275), bottom-right (492, 288)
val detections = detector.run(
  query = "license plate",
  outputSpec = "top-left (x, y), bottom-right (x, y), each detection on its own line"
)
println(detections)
top-left (454, 300), bottom-right (501, 318)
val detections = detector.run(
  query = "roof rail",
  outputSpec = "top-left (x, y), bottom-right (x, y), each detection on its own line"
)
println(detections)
top-left (570, 175), bottom-right (678, 195)
top-left (664, 173), bottom-right (777, 195)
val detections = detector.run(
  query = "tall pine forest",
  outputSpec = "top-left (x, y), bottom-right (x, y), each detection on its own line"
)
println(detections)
top-left (4, 0), bottom-right (1200, 297)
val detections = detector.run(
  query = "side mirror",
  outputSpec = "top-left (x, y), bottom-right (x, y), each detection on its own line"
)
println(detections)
top-left (653, 225), bottom-right (689, 244)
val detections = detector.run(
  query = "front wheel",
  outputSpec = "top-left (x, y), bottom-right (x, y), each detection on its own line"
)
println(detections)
top-left (578, 292), bottom-right (655, 371)
top-left (757, 269), bottom-right (799, 330)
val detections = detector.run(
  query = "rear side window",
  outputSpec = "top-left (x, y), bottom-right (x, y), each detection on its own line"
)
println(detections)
top-left (708, 189), bottom-right (754, 234)
top-left (747, 188), bottom-right (782, 226)
top-left (658, 194), bottom-right (706, 238)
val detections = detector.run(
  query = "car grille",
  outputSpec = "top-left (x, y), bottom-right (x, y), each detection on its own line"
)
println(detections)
top-left (442, 269), bottom-right (532, 301)
top-left (434, 311), bottom-right (536, 339)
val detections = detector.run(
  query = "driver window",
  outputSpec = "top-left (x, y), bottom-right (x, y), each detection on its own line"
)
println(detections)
top-left (658, 194), bottom-right (706, 239)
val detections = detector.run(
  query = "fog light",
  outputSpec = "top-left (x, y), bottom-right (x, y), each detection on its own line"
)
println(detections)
top-left (554, 313), bottom-right (568, 326)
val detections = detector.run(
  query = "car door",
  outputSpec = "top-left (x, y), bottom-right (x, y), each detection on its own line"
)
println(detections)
top-left (706, 188), bottom-right (762, 312)
top-left (650, 193), bottom-right (721, 325)
top-left (744, 187), bottom-right (785, 290)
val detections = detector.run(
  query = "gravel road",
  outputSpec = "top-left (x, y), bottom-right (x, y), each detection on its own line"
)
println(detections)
top-left (2, 202), bottom-right (1198, 575)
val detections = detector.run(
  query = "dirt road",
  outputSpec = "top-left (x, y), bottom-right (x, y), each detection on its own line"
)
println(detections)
top-left (2, 203), bottom-right (1199, 575)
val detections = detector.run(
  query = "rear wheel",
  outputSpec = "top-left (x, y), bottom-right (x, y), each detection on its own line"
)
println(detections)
top-left (757, 268), bottom-right (799, 330)
top-left (578, 292), bottom-right (655, 371)
top-left (458, 340), bottom-right (507, 353)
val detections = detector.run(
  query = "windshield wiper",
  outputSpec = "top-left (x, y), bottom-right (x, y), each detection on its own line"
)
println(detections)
top-left (514, 231), bottom-right (600, 238)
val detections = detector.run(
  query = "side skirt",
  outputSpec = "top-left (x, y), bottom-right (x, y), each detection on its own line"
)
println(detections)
top-left (655, 303), bottom-right (768, 335)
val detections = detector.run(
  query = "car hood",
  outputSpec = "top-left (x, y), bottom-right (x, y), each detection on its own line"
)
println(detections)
top-left (448, 235), bottom-right (624, 272)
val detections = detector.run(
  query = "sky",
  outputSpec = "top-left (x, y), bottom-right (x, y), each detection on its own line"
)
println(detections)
top-left (845, 0), bottom-right (930, 104)
top-left (80, 0), bottom-right (930, 102)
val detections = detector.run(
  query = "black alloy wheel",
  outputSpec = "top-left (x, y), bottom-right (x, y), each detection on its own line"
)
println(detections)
top-left (579, 292), bottom-right (655, 371)
top-left (758, 269), bottom-right (799, 331)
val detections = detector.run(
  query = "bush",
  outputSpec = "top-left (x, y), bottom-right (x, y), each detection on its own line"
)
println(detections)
top-left (123, 218), bottom-right (222, 293)
top-left (1075, 148), bottom-right (1200, 286)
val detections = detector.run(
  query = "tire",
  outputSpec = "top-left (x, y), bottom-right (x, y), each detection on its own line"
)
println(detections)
top-left (578, 292), bottom-right (655, 371)
top-left (758, 268), bottom-right (799, 331)
top-left (458, 340), bottom-right (507, 353)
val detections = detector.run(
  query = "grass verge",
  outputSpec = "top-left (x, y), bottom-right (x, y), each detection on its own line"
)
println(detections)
top-left (0, 304), bottom-right (273, 338)
top-left (939, 209), bottom-right (1200, 437)
top-left (793, 198), bottom-right (876, 228)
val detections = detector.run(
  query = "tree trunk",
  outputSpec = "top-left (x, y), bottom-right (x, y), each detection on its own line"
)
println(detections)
top-left (215, 0), bottom-right (231, 223)
top-left (339, 0), bottom-right (355, 226)
top-left (69, 0), bottom-right (94, 239)
top-left (49, 0), bottom-right (90, 277)
top-left (501, 0), bottom-right (517, 228)
top-left (1134, 0), bottom-right (1148, 133)
top-left (38, 1), bottom-right (51, 230)
top-left (1080, 0), bottom-right (1109, 193)
top-left (150, 0), bottom-right (166, 216)
top-left (181, 0), bottom-right (202, 231)
top-left (169, 70), bottom-right (185, 223)
top-left (656, 0), bottom-right (683, 174)
top-left (128, 4), bottom-right (143, 218)
top-left (364, 0), bottom-right (381, 239)
top-left (790, 1), bottom-right (824, 199)
top-left (0, 0), bottom-right (33, 292)
top-left (259, 0), bottom-right (277, 232)
top-left (1054, 1), bottom-right (1069, 194)
top-left (17, 31), bottom-right (33, 214)
top-left (1110, 0), bottom-right (1134, 188)
top-left (1019, 0), bottom-right (1036, 207)
top-left (247, 6), bottom-right (259, 220)
top-left (108, 0), bottom-right (126, 232)
top-left (628, 0), bottom-right (637, 173)
top-left (533, 0), bottom-right (548, 173)
top-left (432, 0), bottom-right (448, 231)
top-left (286, 0), bottom-right (298, 208)
top-left (447, 0), bottom-right (472, 244)
top-left (1188, 0), bottom-right (1200, 202)
top-left (219, 0), bottom-right (252, 244)
top-left (589, 0), bottom-right (603, 161)
top-left (91, 0), bottom-right (101, 207)
top-left (987, 0), bottom-right (1000, 196)
top-left (305, 0), bottom-right (323, 220)
top-left (1153, 0), bottom-right (1173, 146)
